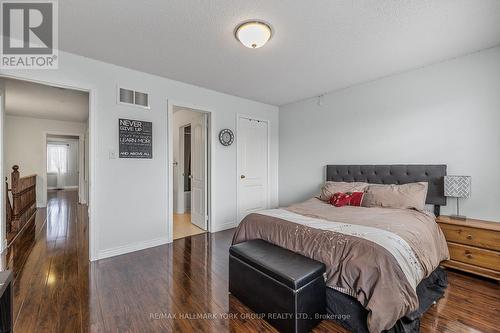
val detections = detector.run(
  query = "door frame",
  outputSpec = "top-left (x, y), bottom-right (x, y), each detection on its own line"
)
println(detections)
top-left (0, 81), bottom-right (5, 250)
top-left (0, 74), bottom-right (97, 260)
top-left (167, 100), bottom-right (214, 242)
top-left (236, 114), bottom-right (271, 223)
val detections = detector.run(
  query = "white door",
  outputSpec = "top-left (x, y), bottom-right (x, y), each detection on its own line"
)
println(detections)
top-left (237, 117), bottom-right (268, 223)
top-left (190, 113), bottom-right (207, 230)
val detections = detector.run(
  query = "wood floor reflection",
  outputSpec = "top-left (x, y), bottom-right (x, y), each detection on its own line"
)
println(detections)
top-left (9, 190), bottom-right (89, 332)
top-left (6, 190), bottom-right (500, 332)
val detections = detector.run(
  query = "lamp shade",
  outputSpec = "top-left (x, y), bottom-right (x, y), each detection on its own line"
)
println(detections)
top-left (444, 175), bottom-right (471, 198)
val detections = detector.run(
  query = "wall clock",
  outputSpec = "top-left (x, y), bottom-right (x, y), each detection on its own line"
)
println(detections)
top-left (219, 129), bottom-right (234, 146)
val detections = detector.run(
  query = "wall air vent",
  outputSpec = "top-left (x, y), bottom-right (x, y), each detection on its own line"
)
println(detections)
top-left (118, 87), bottom-right (150, 109)
top-left (134, 91), bottom-right (149, 107)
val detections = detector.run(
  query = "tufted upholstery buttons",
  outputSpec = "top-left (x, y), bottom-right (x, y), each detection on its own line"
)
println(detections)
top-left (326, 165), bottom-right (447, 206)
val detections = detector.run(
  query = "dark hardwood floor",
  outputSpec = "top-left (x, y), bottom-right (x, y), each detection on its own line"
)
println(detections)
top-left (4, 190), bottom-right (500, 332)
top-left (6, 190), bottom-right (89, 332)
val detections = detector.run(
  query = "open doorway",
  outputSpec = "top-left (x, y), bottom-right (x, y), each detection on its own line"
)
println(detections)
top-left (172, 106), bottom-right (210, 240)
top-left (1, 74), bottom-right (95, 331)
top-left (46, 134), bottom-right (85, 201)
top-left (2, 77), bottom-right (90, 207)
top-left (1, 76), bottom-right (91, 281)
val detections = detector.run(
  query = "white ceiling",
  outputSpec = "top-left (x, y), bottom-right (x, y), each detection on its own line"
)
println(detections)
top-left (5, 79), bottom-right (89, 122)
top-left (59, 0), bottom-right (500, 106)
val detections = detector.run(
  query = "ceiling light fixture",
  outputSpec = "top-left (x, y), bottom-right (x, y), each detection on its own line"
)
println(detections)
top-left (235, 20), bottom-right (272, 49)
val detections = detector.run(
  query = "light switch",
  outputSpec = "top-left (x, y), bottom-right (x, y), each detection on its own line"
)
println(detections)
top-left (109, 150), bottom-right (117, 159)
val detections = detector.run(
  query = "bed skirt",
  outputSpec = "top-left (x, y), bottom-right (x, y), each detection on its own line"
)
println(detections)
top-left (326, 266), bottom-right (447, 333)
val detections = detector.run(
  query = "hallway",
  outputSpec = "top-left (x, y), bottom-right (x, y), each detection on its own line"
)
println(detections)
top-left (8, 190), bottom-right (89, 332)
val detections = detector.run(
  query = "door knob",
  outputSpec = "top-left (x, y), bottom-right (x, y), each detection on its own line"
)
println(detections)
top-left (240, 175), bottom-right (246, 179)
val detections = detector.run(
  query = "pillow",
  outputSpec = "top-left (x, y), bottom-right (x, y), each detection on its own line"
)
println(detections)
top-left (329, 192), bottom-right (365, 207)
top-left (362, 182), bottom-right (428, 211)
top-left (349, 192), bottom-right (365, 206)
top-left (318, 181), bottom-right (369, 201)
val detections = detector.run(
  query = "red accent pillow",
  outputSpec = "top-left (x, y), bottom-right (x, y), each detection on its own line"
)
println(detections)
top-left (329, 192), bottom-right (364, 207)
top-left (349, 192), bottom-right (365, 207)
top-left (329, 192), bottom-right (351, 207)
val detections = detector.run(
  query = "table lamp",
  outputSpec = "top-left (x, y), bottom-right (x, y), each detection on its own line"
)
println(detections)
top-left (444, 175), bottom-right (471, 220)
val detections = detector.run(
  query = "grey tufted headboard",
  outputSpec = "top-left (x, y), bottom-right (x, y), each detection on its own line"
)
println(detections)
top-left (326, 165), bottom-right (447, 215)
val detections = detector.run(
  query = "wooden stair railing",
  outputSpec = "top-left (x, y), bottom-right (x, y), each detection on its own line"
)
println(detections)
top-left (5, 178), bottom-right (12, 235)
top-left (6, 165), bottom-right (37, 245)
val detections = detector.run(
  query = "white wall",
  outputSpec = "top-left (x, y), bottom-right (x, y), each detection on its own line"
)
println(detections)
top-left (0, 49), bottom-right (279, 260)
top-left (47, 137), bottom-right (80, 189)
top-left (172, 108), bottom-right (203, 214)
top-left (279, 46), bottom-right (500, 222)
top-left (4, 116), bottom-right (86, 207)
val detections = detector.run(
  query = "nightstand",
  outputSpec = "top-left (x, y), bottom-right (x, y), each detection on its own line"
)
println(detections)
top-left (436, 216), bottom-right (500, 281)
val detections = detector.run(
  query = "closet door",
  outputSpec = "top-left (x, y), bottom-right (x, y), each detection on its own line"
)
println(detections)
top-left (237, 116), bottom-right (268, 223)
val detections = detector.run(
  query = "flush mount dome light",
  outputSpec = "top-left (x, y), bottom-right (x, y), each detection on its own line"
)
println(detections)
top-left (235, 20), bottom-right (272, 49)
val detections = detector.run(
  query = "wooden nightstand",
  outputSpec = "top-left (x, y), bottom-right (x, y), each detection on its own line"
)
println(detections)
top-left (436, 216), bottom-right (500, 281)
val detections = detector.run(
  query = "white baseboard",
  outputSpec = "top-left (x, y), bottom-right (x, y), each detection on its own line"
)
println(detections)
top-left (48, 186), bottom-right (78, 190)
top-left (211, 221), bottom-right (238, 233)
top-left (95, 236), bottom-right (170, 261)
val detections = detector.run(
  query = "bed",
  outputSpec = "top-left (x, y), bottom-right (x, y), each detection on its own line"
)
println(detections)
top-left (232, 165), bottom-right (450, 333)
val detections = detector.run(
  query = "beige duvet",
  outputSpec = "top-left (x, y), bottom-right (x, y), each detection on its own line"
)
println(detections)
top-left (232, 198), bottom-right (449, 333)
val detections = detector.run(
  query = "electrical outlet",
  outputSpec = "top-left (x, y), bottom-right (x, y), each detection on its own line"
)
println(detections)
top-left (109, 150), bottom-right (117, 159)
